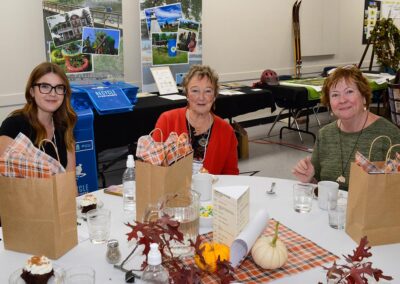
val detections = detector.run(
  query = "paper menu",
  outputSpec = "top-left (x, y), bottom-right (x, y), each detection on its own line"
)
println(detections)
top-left (213, 185), bottom-right (249, 246)
top-left (230, 209), bottom-right (270, 268)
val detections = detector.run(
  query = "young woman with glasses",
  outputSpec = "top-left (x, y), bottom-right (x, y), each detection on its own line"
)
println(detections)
top-left (153, 65), bottom-right (239, 175)
top-left (0, 62), bottom-right (77, 171)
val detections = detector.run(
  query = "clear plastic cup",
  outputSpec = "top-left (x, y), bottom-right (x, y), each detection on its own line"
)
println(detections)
top-left (65, 266), bottom-right (95, 284)
top-left (328, 193), bottom-right (347, 230)
top-left (293, 183), bottom-right (313, 213)
top-left (86, 208), bottom-right (111, 244)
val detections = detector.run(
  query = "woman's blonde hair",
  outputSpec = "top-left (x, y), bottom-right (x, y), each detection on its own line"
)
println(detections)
top-left (182, 65), bottom-right (219, 110)
top-left (12, 62), bottom-right (77, 151)
top-left (321, 65), bottom-right (372, 109)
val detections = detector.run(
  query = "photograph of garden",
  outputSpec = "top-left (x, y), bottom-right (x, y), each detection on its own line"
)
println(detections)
top-left (152, 32), bottom-right (188, 65)
top-left (82, 27), bottom-right (120, 55)
top-left (50, 41), bottom-right (93, 74)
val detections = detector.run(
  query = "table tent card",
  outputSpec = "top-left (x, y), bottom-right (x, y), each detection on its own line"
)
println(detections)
top-left (150, 66), bottom-right (179, 95)
top-left (213, 185), bottom-right (249, 246)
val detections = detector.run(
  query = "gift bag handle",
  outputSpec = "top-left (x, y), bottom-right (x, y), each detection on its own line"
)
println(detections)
top-left (149, 128), bottom-right (164, 142)
top-left (385, 144), bottom-right (400, 162)
top-left (368, 135), bottom-right (392, 161)
top-left (39, 139), bottom-right (61, 162)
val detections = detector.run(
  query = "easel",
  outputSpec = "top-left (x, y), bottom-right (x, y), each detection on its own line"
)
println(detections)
top-left (357, 37), bottom-right (375, 71)
top-left (358, 37), bottom-right (386, 115)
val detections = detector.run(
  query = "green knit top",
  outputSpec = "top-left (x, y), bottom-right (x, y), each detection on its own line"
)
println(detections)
top-left (311, 117), bottom-right (400, 191)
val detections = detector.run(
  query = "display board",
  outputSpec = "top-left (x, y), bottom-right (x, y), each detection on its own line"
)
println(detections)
top-left (42, 0), bottom-right (124, 81)
top-left (139, 0), bottom-right (202, 92)
top-left (363, 0), bottom-right (400, 44)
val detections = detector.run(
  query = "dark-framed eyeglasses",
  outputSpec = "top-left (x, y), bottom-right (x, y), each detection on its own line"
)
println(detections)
top-left (32, 83), bottom-right (66, 96)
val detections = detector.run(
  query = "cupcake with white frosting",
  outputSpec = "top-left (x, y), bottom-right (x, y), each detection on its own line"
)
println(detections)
top-left (80, 194), bottom-right (98, 213)
top-left (20, 255), bottom-right (54, 284)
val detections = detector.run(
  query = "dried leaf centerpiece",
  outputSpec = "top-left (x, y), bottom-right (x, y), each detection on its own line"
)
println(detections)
top-left (321, 236), bottom-right (393, 284)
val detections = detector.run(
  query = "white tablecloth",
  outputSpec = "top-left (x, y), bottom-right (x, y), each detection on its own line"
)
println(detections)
top-left (1, 175), bottom-right (398, 283)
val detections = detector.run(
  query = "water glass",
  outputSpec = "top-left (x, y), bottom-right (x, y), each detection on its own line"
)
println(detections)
top-left (86, 208), bottom-right (111, 244)
top-left (192, 173), bottom-right (212, 201)
top-left (293, 183), bottom-right (313, 213)
top-left (328, 193), bottom-right (347, 230)
top-left (317, 181), bottom-right (339, 210)
top-left (65, 266), bottom-right (95, 284)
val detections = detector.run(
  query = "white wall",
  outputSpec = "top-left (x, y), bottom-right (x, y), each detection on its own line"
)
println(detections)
top-left (0, 0), bottom-right (371, 122)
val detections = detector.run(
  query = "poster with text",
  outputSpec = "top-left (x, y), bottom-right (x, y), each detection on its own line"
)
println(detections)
top-left (42, 0), bottom-right (124, 81)
top-left (362, 0), bottom-right (381, 44)
top-left (139, 0), bottom-right (202, 92)
top-left (362, 0), bottom-right (400, 44)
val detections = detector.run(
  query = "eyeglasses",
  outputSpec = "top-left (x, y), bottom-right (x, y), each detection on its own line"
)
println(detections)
top-left (32, 83), bottom-right (66, 96)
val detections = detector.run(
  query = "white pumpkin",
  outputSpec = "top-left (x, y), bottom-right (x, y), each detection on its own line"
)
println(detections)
top-left (251, 222), bottom-right (288, 269)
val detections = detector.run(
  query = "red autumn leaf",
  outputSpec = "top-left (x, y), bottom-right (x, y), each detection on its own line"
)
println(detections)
top-left (215, 256), bottom-right (235, 284)
top-left (344, 236), bottom-right (372, 263)
top-left (322, 236), bottom-right (393, 283)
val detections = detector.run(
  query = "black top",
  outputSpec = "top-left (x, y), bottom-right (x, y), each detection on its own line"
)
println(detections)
top-left (0, 114), bottom-right (68, 168)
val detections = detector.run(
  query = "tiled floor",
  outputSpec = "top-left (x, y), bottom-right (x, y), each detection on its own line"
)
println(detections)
top-left (97, 110), bottom-right (332, 187)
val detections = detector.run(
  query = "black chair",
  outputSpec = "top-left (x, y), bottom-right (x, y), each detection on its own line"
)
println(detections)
top-left (387, 83), bottom-right (400, 127)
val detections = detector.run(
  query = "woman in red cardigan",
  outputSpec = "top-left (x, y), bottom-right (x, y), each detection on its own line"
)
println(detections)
top-left (153, 65), bottom-right (239, 175)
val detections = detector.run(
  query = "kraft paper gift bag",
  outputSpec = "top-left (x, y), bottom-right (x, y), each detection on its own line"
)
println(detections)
top-left (233, 121), bottom-right (249, 160)
top-left (0, 171), bottom-right (78, 259)
top-left (346, 144), bottom-right (400, 246)
top-left (135, 153), bottom-right (193, 222)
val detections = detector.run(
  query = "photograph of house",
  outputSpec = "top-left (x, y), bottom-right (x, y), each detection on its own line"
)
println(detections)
top-left (46, 7), bottom-right (93, 47)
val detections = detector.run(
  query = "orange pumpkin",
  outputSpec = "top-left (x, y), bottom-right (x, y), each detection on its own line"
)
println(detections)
top-left (194, 242), bottom-right (230, 272)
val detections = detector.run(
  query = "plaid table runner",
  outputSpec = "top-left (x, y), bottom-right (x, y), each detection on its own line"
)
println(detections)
top-left (193, 219), bottom-right (338, 283)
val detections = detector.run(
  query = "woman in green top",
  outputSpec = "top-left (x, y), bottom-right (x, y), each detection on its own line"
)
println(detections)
top-left (292, 66), bottom-right (400, 190)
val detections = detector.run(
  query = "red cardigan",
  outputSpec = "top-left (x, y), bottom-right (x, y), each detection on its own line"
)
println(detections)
top-left (154, 107), bottom-right (239, 175)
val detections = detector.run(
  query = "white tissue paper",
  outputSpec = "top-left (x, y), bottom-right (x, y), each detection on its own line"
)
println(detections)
top-left (230, 209), bottom-right (270, 268)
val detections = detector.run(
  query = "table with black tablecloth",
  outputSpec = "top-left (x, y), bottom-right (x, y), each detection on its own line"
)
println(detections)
top-left (94, 86), bottom-right (274, 153)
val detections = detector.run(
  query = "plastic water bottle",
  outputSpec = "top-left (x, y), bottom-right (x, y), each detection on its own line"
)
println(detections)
top-left (142, 243), bottom-right (169, 284)
top-left (122, 154), bottom-right (136, 221)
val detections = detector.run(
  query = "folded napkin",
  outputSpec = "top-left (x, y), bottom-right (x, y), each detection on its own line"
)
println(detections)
top-left (136, 129), bottom-right (192, 166)
top-left (0, 132), bottom-right (65, 178)
top-left (355, 150), bottom-right (400, 173)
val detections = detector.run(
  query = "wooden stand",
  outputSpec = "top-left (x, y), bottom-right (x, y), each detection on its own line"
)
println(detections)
top-left (358, 37), bottom-right (375, 71)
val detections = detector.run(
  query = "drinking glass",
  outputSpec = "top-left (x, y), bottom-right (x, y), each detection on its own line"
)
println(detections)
top-left (64, 266), bottom-right (95, 284)
top-left (328, 193), bottom-right (347, 230)
top-left (192, 173), bottom-right (212, 201)
top-left (317, 181), bottom-right (339, 210)
top-left (293, 183), bottom-right (313, 213)
top-left (86, 208), bottom-right (111, 244)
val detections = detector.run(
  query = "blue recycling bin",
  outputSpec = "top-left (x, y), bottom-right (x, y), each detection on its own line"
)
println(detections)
top-left (74, 108), bottom-right (98, 195)
top-left (71, 82), bottom-right (138, 195)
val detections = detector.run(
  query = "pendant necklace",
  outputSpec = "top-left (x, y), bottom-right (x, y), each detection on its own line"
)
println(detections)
top-left (186, 111), bottom-right (212, 162)
top-left (336, 112), bottom-right (369, 184)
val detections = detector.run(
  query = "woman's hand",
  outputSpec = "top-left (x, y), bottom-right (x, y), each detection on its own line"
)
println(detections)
top-left (292, 156), bottom-right (315, 183)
